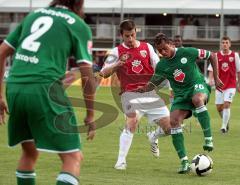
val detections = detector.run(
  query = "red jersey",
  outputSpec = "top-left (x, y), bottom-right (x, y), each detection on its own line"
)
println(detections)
top-left (216, 51), bottom-right (238, 90)
top-left (116, 42), bottom-right (156, 93)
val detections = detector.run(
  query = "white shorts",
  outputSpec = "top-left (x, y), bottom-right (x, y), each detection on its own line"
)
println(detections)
top-left (215, 88), bottom-right (236, 104)
top-left (121, 91), bottom-right (170, 124)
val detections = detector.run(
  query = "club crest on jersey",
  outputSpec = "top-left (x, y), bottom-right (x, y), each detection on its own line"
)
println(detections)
top-left (132, 60), bottom-right (143, 73)
top-left (140, 50), bottom-right (147, 58)
top-left (222, 62), bottom-right (229, 72)
top-left (180, 57), bottom-right (187, 64)
top-left (173, 69), bottom-right (185, 82)
top-left (229, 57), bottom-right (234, 62)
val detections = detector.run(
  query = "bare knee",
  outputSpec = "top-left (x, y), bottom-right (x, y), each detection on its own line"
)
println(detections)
top-left (170, 117), bottom-right (182, 128)
top-left (21, 142), bottom-right (39, 162)
top-left (126, 115), bottom-right (138, 133)
top-left (216, 104), bottom-right (223, 112)
top-left (192, 94), bottom-right (205, 107)
top-left (158, 116), bottom-right (171, 134)
top-left (60, 151), bottom-right (83, 167)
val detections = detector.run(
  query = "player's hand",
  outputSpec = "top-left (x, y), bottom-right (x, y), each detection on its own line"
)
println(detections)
top-left (84, 116), bottom-right (96, 140)
top-left (0, 98), bottom-right (8, 125)
top-left (214, 77), bottom-right (224, 92)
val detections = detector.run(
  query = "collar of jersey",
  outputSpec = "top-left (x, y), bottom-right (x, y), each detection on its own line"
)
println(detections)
top-left (122, 40), bottom-right (140, 49)
top-left (55, 5), bottom-right (69, 10)
top-left (169, 48), bottom-right (177, 60)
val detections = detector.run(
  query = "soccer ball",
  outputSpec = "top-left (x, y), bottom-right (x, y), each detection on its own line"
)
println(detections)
top-left (191, 154), bottom-right (213, 176)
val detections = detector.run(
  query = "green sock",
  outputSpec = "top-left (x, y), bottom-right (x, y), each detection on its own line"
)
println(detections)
top-left (196, 106), bottom-right (212, 138)
top-left (171, 127), bottom-right (187, 159)
top-left (16, 170), bottom-right (36, 185)
top-left (56, 172), bottom-right (79, 185)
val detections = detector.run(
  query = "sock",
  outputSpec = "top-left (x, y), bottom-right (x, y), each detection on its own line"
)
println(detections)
top-left (222, 108), bottom-right (230, 129)
top-left (116, 128), bottom-right (134, 164)
top-left (16, 170), bottom-right (36, 185)
top-left (56, 172), bottom-right (79, 185)
top-left (151, 127), bottom-right (167, 141)
top-left (196, 105), bottom-right (212, 138)
top-left (171, 127), bottom-right (187, 160)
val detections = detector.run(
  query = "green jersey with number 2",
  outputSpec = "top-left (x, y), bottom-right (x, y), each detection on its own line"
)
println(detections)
top-left (5, 7), bottom-right (92, 83)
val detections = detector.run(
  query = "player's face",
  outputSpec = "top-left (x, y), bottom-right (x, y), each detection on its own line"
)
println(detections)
top-left (121, 29), bottom-right (137, 48)
top-left (174, 38), bottom-right (182, 48)
top-left (155, 41), bottom-right (175, 58)
top-left (221, 39), bottom-right (231, 52)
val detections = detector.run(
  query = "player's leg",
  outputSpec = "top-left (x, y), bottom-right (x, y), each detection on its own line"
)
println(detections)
top-left (147, 116), bottom-right (170, 158)
top-left (170, 110), bottom-right (191, 174)
top-left (192, 92), bottom-right (213, 151)
top-left (56, 151), bottom-right (83, 185)
top-left (16, 142), bottom-right (39, 185)
top-left (215, 89), bottom-right (224, 129)
top-left (115, 113), bottom-right (139, 170)
top-left (221, 88), bottom-right (236, 132)
top-left (115, 92), bottom-right (142, 170)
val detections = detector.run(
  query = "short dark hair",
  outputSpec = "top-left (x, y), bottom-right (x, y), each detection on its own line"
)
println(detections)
top-left (49, 0), bottom-right (83, 13)
top-left (174, 35), bottom-right (182, 40)
top-left (119, 19), bottom-right (136, 35)
top-left (222, 36), bottom-right (231, 42)
top-left (154, 33), bottom-right (169, 46)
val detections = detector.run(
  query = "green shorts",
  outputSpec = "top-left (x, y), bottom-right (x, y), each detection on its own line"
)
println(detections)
top-left (171, 81), bottom-right (211, 114)
top-left (6, 82), bottom-right (81, 153)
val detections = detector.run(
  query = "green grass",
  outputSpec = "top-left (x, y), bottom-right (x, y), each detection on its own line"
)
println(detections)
top-left (0, 87), bottom-right (240, 185)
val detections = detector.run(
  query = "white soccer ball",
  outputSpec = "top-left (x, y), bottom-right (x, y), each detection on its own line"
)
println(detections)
top-left (191, 154), bottom-right (213, 176)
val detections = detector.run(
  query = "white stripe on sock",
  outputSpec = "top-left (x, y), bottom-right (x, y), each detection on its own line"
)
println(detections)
top-left (170, 127), bottom-right (183, 134)
top-left (56, 173), bottom-right (79, 185)
top-left (16, 172), bottom-right (36, 179)
top-left (195, 105), bottom-right (207, 113)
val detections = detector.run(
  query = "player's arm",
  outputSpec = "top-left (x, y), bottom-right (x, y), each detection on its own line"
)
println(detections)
top-left (0, 42), bottom-right (14, 124)
top-left (99, 48), bottom-right (123, 78)
top-left (208, 52), bottom-right (224, 92)
top-left (235, 52), bottom-right (240, 93)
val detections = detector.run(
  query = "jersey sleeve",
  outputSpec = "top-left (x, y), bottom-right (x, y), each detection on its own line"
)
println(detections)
top-left (197, 48), bottom-right (211, 60)
top-left (186, 47), bottom-right (211, 61)
top-left (235, 52), bottom-right (240, 72)
top-left (147, 43), bottom-right (159, 70)
top-left (4, 23), bottom-right (23, 50)
top-left (72, 22), bottom-right (93, 65)
top-left (101, 47), bottom-right (119, 70)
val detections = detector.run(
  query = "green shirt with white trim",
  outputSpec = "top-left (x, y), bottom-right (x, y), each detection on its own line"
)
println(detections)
top-left (151, 47), bottom-right (211, 97)
top-left (5, 7), bottom-right (92, 83)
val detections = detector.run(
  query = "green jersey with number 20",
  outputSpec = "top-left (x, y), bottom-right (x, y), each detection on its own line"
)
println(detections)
top-left (5, 7), bottom-right (92, 83)
top-left (151, 47), bottom-right (211, 97)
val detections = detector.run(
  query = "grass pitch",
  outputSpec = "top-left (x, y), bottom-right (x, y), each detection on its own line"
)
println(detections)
top-left (0, 87), bottom-right (239, 185)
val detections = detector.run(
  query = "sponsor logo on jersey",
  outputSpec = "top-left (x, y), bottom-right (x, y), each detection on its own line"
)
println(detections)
top-left (132, 60), bottom-right (143, 73)
top-left (222, 62), bottom-right (229, 72)
top-left (180, 57), bottom-right (187, 64)
top-left (140, 50), bottom-right (147, 58)
top-left (229, 57), bottom-right (234, 62)
top-left (173, 69), bottom-right (185, 82)
top-left (87, 40), bottom-right (93, 55)
top-left (15, 53), bottom-right (39, 64)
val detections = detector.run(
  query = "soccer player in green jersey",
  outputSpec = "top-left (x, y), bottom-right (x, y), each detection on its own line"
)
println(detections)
top-left (0, 0), bottom-right (96, 185)
top-left (138, 33), bottom-right (223, 174)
